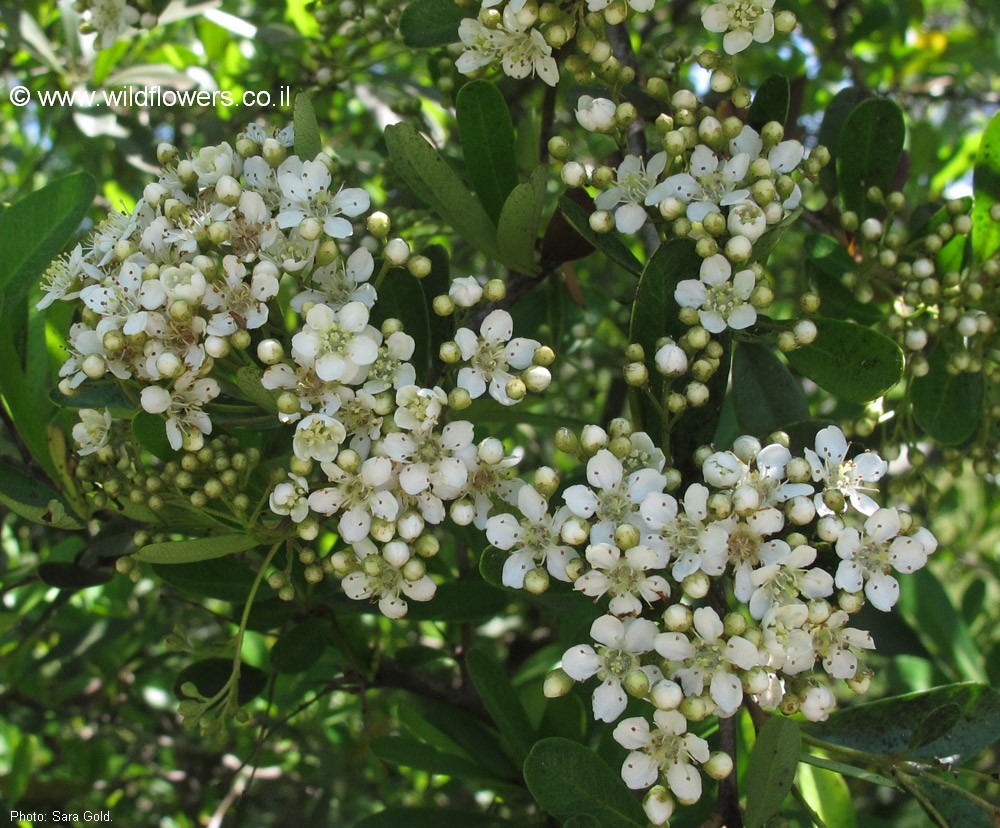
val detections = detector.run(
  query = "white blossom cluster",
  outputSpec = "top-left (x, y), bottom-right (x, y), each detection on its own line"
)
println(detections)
top-left (496, 424), bottom-right (939, 820)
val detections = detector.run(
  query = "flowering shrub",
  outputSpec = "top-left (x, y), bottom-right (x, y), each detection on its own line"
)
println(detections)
top-left (1, 0), bottom-right (999, 825)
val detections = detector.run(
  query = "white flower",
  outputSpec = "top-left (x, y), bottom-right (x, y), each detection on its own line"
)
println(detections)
top-left (812, 610), bottom-right (874, 680)
top-left (805, 425), bottom-right (887, 516)
top-left (641, 486), bottom-right (729, 580)
top-left (80, 261), bottom-right (162, 337)
top-left (363, 332), bottom-right (416, 394)
top-left (37, 246), bottom-right (101, 310)
top-left (564, 449), bottom-right (667, 545)
top-left (291, 301), bottom-right (381, 384)
top-left (276, 157), bottom-right (370, 238)
top-left (341, 539), bottom-right (436, 619)
top-left (613, 710), bottom-right (710, 801)
top-left (645, 145), bottom-right (750, 222)
top-left (307, 456), bottom-right (400, 542)
top-left (383, 421), bottom-right (475, 499)
top-left (88, 0), bottom-right (140, 49)
top-left (139, 371), bottom-right (220, 451)
top-left (702, 0), bottom-right (776, 54)
top-left (596, 153), bottom-right (667, 234)
top-left (292, 413), bottom-right (347, 463)
top-left (562, 615), bottom-right (662, 722)
top-left (702, 443), bottom-right (812, 507)
top-left (269, 473), bottom-right (311, 524)
top-left (655, 606), bottom-right (761, 716)
top-left (454, 310), bottom-right (539, 406)
top-left (203, 255), bottom-right (278, 335)
top-left (727, 199), bottom-right (768, 242)
top-left (654, 341), bottom-right (688, 376)
top-left (497, 8), bottom-right (559, 85)
top-left (291, 247), bottom-right (377, 312)
top-left (261, 362), bottom-right (342, 424)
top-left (674, 253), bottom-right (757, 333)
top-left (575, 96), bottom-right (617, 132)
top-left (394, 385), bottom-right (448, 432)
top-left (760, 603), bottom-right (814, 677)
top-left (746, 543), bottom-right (834, 620)
top-left (575, 542), bottom-right (670, 616)
top-left (72, 408), bottom-right (113, 456)
top-left (800, 685), bottom-right (837, 722)
top-left (487, 485), bottom-right (577, 588)
top-left (448, 276), bottom-right (484, 308)
top-left (834, 507), bottom-right (932, 611)
top-left (730, 126), bottom-right (806, 209)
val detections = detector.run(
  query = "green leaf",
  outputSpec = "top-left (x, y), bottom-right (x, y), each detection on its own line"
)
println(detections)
top-left (479, 546), bottom-right (510, 590)
top-left (384, 122), bottom-right (500, 261)
top-left (0, 459), bottom-right (83, 529)
top-left (785, 317), bottom-right (903, 403)
top-left (235, 365), bottom-right (279, 413)
top-left (836, 98), bottom-right (906, 216)
top-left (798, 753), bottom-right (897, 789)
top-left (174, 658), bottom-right (267, 706)
top-left (0, 172), bottom-right (96, 318)
top-left (971, 110), bottom-right (1000, 263)
top-left (523, 737), bottom-right (646, 828)
top-left (414, 700), bottom-right (521, 782)
top-left (557, 194), bottom-right (642, 276)
top-left (405, 580), bottom-right (510, 622)
top-left (456, 80), bottom-right (520, 225)
top-left (398, 0), bottom-right (466, 48)
top-left (911, 342), bottom-right (984, 445)
top-left (745, 716), bottom-right (801, 828)
top-left (747, 74), bottom-right (790, 131)
top-left (817, 87), bottom-right (870, 198)
top-left (270, 617), bottom-right (328, 674)
top-left (293, 92), bottom-right (322, 160)
top-left (368, 267), bottom-right (432, 382)
top-left (134, 534), bottom-right (260, 564)
top-left (804, 234), bottom-right (883, 325)
top-left (353, 808), bottom-right (504, 828)
top-left (153, 557), bottom-right (257, 601)
top-left (467, 647), bottom-right (535, 762)
top-left (804, 683), bottom-right (1000, 760)
top-left (496, 167), bottom-right (547, 273)
top-left (419, 244), bottom-right (453, 381)
top-left (131, 410), bottom-right (179, 461)
top-left (732, 342), bottom-right (809, 437)
top-left (49, 381), bottom-right (135, 410)
top-left (7, 733), bottom-right (35, 806)
top-left (897, 569), bottom-right (987, 683)
top-left (796, 763), bottom-right (858, 828)
top-left (38, 562), bottom-right (113, 591)
top-left (911, 777), bottom-right (997, 828)
top-left (372, 735), bottom-right (509, 787)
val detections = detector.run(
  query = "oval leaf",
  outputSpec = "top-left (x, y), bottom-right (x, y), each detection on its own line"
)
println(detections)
top-left (836, 98), bottom-right (905, 216)
top-left (911, 342), bottom-right (984, 445)
top-left (467, 647), bottom-right (535, 762)
top-left (524, 738), bottom-right (646, 828)
top-left (0, 459), bottom-right (83, 529)
top-left (747, 74), bottom-right (790, 131)
top-left (368, 267), bottom-right (432, 384)
top-left (732, 342), bottom-right (809, 437)
top-left (293, 92), bottom-right (322, 160)
top-left (271, 617), bottom-right (328, 674)
top-left (153, 557), bottom-right (257, 601)
top-left (785, 317), bottom-right (903, 403)
top-left (971, 110), bottom-right (1000, 263)
top-left (745, 716), bottom-right (801, 828)
top-left (399, 0), bottom-right (466, 48)
top-left (131, 410), bottom-right (179, 460)
top-left (496, 167), bottom-right (547, 273)
top-left (134, 534), bottom-right (260, 564)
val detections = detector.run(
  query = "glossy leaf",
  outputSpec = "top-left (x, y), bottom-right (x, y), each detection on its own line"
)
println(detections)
top-left (399, 0), bottom-right (466, 48)
top-left (496, 166), bottom-right (547, 273)
top-left (270, 617), bottom-right (328, 674)
top-left (523, 737), bottom-right (647, 828)
top-left (797, 763), bottom-right (858, 828)
top-left (745, 716), bottom-right (801, 828)
top-left (293, 91), bottom-right (322, 160)
top-left (153, 557), bottom-right (257, 602)
top-left (368, 267), bottom-right (431, 382)
top-left (836, 98), bottom-right (906, 216)
top-left (911, 342), bottom-right (984, 445)
top-left (971, 110), bottom-right (1000, 263)
top-left (804, 683), bottom-right (1000, 760)
top-left (131, 410), bottom-right (179, 461)
top-left (384, 123), bottom-right (500, 260)
top-left (732, 342), bottom-right (809, 437)
top-left (0, 459), bottom-right (83, 529)
top-left (134, 534), bottom-right (260, 564)
top-left (456, 80), bottom-right (520, 225)
top-left (817, 87), bottom-right (870, 198)
top-left (467, 647), bottom-right (535, 761)
top-left (556, 194), bottom-right (642, 276)
top-left (38, 562), bottom-right (113, 591)
top-left (747, 74), bottom-right (790, 130)
top-left (785, 317), bottom-right (903, 403)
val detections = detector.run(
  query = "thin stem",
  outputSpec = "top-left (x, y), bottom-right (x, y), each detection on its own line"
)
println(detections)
top-left (791, 784), bottom-right (829, 828)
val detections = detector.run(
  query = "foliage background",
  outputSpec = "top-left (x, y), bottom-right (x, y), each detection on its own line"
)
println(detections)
top-left (1, 0), bottom-right (998, 825)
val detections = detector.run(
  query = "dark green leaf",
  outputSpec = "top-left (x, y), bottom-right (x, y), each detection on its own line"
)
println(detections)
top-left (0, 459), bottom-right (83, 529)
top-left (798, 753), bottom-right (897, 788)
top-left (134, 534), bottom-right (260, 564)
top-left (270, 617), bottom-right (328, 674)
top-left (496, 167), bottom-right (547, 273)
top-left (911, 342), bottom-right (984, 445)
top-left (747, 74), bottom-right (790, 131)
top-left (745, 716), bottom-right (801, 828)
top-left (153, 556), bottom-right (257, 601)
top-left (405, 579), bottom-right (510, 622)
top-left (8, 733), bottom-right (35, 806)
top-left (372, 735), bottom-right (510, 787)
top-left (911, 777), bottom-right (997, 828)
top-left (293, 92), bottom-right (322, 160)
top-left (353, 808), bottom-right (505, 828)
top-left (174, 658), bottom-right (267, 706)
top-left (523, 737), bottom-right (646, 828)
top-left (368, 267), bottom-right (431, 383)
top-left (235, 365), bottom-right (279, 413)
top-left (557, 194), bottom-right (642, 276)
top-left (456, 80), bottom-right (520, 225)
top-left (836, 98), bottom-right (906, 216)
top-left (0, 172), bottom-right (96, 318)
top-left (419, 244), bottom-right (453, 382)
top-left (971, 110), bottom-right (1000, 263)
top-left (415, 700), bottom-right (521, 781)
top-left (479, 546), bottom-right (510, 590)
top-left (804, 234), bottom-right (883, 325)
top-left (467, 647), bottom-right (535, 761)
top-left (817, 87), bottom-right (870, 198)
top-left (131, 410), bottom-right (179, 461)
top-left (785, 317), bottom-right (903, 403)
top-left (384, 123), bottom-right (500, 260)
top-left (399, 0), bottom-right (466, 48)
top-left (732, 342), bottom-right (809, 437)
top-left (804, 683), bottom-right (1000, 760)
top-left (909, 702), bottom-right (962, 750)
top-left (49, 381), bottom-right (135, 410)
top-left (38, 562), bottom-right (113, 591)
